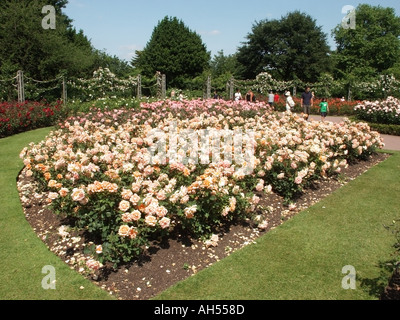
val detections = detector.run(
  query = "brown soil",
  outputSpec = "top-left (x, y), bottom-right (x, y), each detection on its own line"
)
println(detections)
top-left (381, 268), bottom-right (400, 300)
top-left (18, 152), bottom-right (398, 300)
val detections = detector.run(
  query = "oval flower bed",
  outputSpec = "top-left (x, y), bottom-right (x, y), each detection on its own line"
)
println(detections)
top-left (19, 99), bottom-right (384, 271)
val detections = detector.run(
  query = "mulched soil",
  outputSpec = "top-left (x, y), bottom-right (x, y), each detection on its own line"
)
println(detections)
top-left (17, 152), bottom-right (399, 300)
top-left (381, 268), bottom-right (400, 300)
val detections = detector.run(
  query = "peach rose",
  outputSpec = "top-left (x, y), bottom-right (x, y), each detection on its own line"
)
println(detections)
top-left (71, 188), bottom-right (86, 202)
top-left (159, 217), bottom-right (171, 230)
top-left (121, 212), bottom-right (133, 223)
top-left (121, 189), bottom-right (133, 200)
top-left (118, 225), bottom-right (130, 237)
top-left (129, 193), bottom-right (141, 206)
top-left (59, 188), bottom-right (69, 198)
top-left (118, 200), bottom-right (130, 212)
top-left (128, 227), bottom-right (138, 239)
top-left (145, 215), bottom-right (157, 227)
top-left (131, 210), bottom-right (141, 221)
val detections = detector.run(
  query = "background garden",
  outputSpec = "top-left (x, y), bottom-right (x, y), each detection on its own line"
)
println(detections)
top-left (1, 0), bottom-right (400, 301)
top-left (2, 2), bottom-right (400, 138)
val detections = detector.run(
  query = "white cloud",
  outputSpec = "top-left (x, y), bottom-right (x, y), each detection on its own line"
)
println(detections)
top-left (199, 30), bottom-right (222, 36)
top-left (118, 44), bottom-right (143, 61)
top-left (209, 30), bottom-right (221, 36)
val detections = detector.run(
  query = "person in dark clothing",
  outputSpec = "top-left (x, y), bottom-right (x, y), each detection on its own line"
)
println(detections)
top-left (246, 90), bottom-right (255, 103)
top-left (301, 87), bottom-right (313, 121)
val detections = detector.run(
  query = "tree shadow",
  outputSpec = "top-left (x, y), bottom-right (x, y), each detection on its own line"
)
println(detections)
top-left (358, 259), bottom-right (398, 299)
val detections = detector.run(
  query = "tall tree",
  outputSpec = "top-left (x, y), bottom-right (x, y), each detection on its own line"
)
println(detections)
top-left (0, 0), bottom-right (96, 80)
top-left (132, 16), bottom-right (211, 88)
top-left (236, 11), bottom-right (332, 82)
top-left (332, 4), bottom-right (400, 80)
top-left (209, 50), bottom-right (239, 78)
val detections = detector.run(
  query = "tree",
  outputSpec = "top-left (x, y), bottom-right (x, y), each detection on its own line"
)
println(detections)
top-left (0, 0), bottom-right (96, 80)
top-left (236, 11), bottom-right (332, 82)
top-left (332, 4), bottom-right (400, 80)
top-left (209, 50), bottom-right (239, 78)
top-left (132, 16), bottom-right (211, 88)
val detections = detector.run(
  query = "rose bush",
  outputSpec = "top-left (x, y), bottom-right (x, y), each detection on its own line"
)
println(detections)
top-left (354, 96), bottom-right (400, 126)
top-left (0, 100), bottom-right (65, 138)
top-left (20, 99), bottom-right (384, 267)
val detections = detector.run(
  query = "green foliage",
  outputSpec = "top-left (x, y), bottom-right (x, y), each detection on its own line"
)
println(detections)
top-left (0, 0), bottom-right (94, 81)
top-left (236, 11), bottom-right (332, 82)
top-left (367, 123), bottom-right (400, 136)
top-left (0, 0), bottom-right (133, 102)
top-left (132, 16), bottom-right (211, 88)
top-left (332, 4), bottom-right (400, 81)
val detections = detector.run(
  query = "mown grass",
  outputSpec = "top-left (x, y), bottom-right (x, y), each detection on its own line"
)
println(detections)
top-left (1, 127), bottom-right (399, 300)
top-left (156, 151), bottom-right (400, 300)
top-left (0, 128), bottom-right (113, 300)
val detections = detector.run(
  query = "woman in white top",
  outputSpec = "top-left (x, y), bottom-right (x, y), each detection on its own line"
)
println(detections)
top-left (285, 91), bottom-right (295, 113)
top-left (235, 89), bottom-right (242, 101)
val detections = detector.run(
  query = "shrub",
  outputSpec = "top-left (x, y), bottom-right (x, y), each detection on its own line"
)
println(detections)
top-left (0, 100), bottom-right (65, 138)
top-left (354, 96), bottom-right (400, 125)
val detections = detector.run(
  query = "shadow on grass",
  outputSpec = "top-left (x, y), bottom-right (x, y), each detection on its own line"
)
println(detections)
top-left (358, 259), bottom-right (399, 299)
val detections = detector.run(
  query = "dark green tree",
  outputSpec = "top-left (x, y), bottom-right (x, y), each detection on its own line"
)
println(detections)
top-left (132, 16), bottom-right (211, 88)
top-left (209, 50), bottom-right (239, 78)
top-left (0, 0), bottom-right (96, 80)
top-left (332, 4), bottom-right (400, 80)
top-left (236, 11), bottom-right (332, 82)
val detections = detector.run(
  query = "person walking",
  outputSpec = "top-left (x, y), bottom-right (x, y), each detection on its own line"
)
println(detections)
top-left (301, 86), bottom-right (313, 121)
top-left (268, 90), bottom-right (275, 107)
top-left (274, 92), bottom-right (280, 104)
top-left (285, 91), bottom-right (295, 113)
top-left (319, 98), bottom-right (329, 122)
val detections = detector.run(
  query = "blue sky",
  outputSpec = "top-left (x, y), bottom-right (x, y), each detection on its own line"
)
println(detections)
top-left (64, 0), bottom-right (400, 62)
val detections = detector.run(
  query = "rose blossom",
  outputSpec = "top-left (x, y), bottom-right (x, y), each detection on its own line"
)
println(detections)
top-left (145, 215), bottom-right (157, 227)
top-left (121, 188), bottom-right (133, 200)
top-left (128, 227), bottom-right (138, 239)
top-left (118, 200), bottom-right (130, 212)
top-left (48, 192), bottom-right (59, 200)
top-left (86, 259), bottom-right (102, 270)
top-left (159, 217), bottom-right (171, 229)
top-left (95, 245), bottom-right (103, 254)
top-left (131, 210), bottom-right (141, 221)
top-left (131, 182), bottom-right (141, 193)
top-left (59, 188), bottom-right (69, 197)
top-left (118, 225), bottom-right (130, 237)
top-left (121, 212), bottom-right (133, 223)
top-left (71, 188), bottom-right (86, 202)
top-left (129, 193), bottom-right (141, 206)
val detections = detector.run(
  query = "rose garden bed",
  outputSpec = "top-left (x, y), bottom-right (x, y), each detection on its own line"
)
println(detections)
top-left (17, 99), bottom-right (390, 300)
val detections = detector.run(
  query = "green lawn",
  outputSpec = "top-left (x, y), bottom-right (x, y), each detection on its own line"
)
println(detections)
top-left (0, 128), bottom-right (113, 300)
top-left (1, 128), bottom-right (399, 300)
top-left (156, 151), bottom-right (400, 300)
